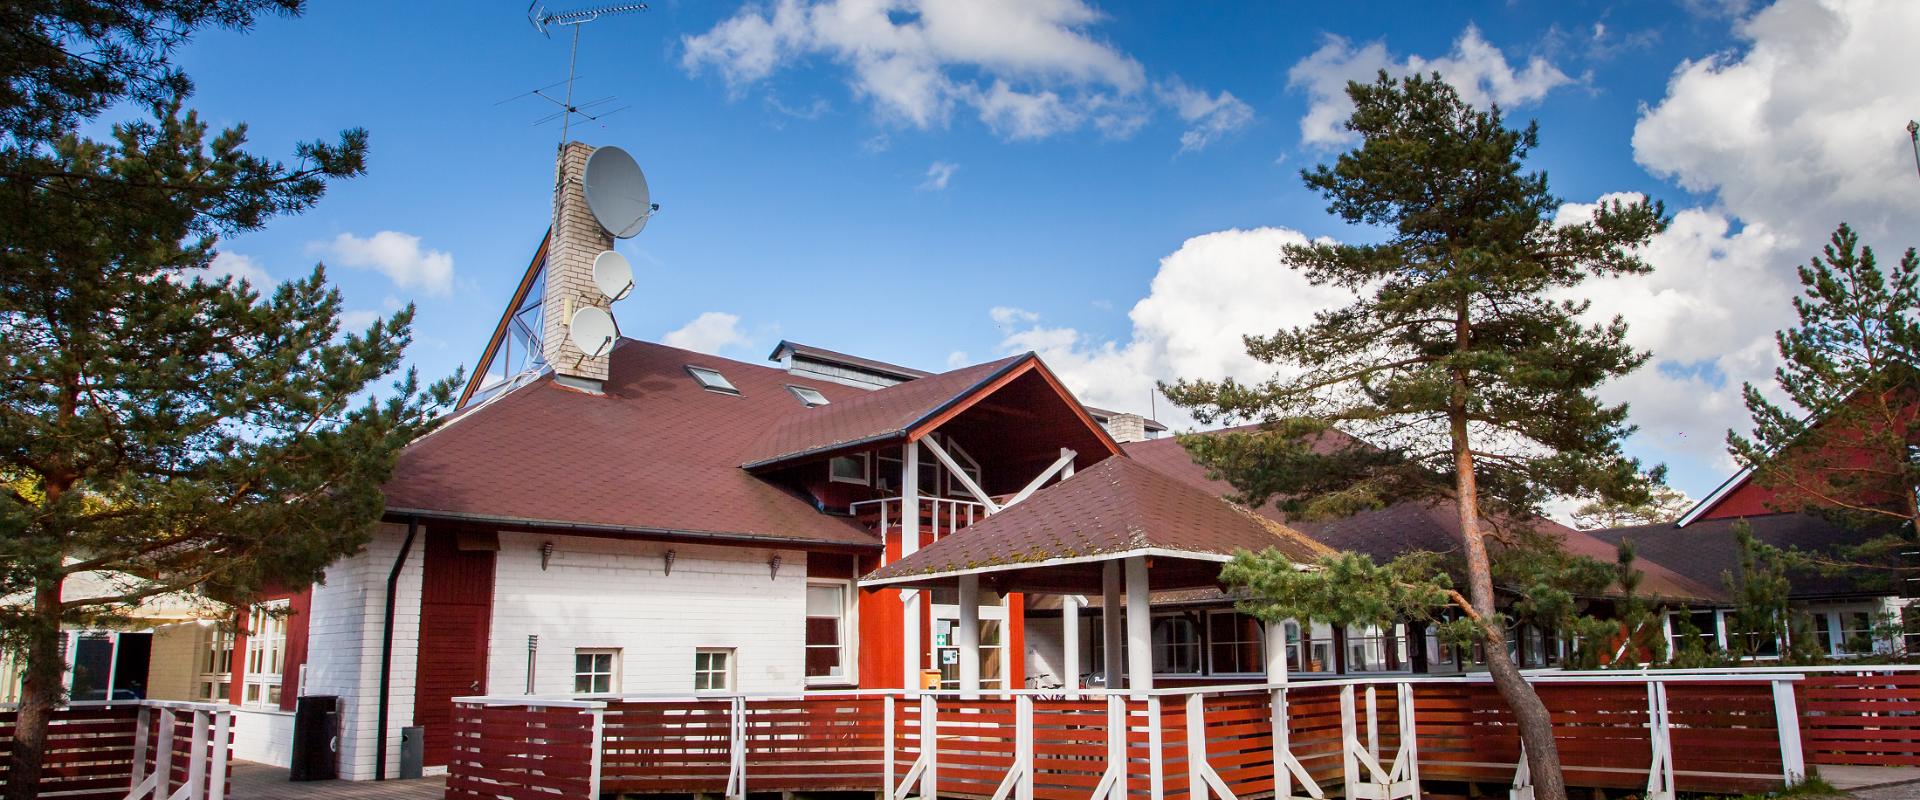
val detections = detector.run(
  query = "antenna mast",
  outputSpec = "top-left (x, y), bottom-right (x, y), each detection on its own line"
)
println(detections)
top-left (1908, 120), bottom-right (1919, 179)
top-left (524, 2), bottom-right (648, 142)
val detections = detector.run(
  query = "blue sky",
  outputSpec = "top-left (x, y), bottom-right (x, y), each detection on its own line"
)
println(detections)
top-left (154, 0), bottom-right (1920, 509)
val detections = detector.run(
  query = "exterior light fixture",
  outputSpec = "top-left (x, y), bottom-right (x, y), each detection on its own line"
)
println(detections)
top-left (769, 555), bottom-right (782, 581)
top-left (541, 541), bottom-right (555, 570)
top-left (664, 549), bottom-right (676, 576)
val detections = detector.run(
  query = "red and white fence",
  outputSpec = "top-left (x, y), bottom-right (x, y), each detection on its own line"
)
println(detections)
top-left (0, 699), bottom-right (233, 800)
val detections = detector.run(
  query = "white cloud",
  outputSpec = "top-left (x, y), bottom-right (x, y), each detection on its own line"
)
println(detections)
top-left (312, 231), bottom-right (455, 297)
top-left (1157, 77), bottom-right (1254, 153)
top-left (338, 310), bottom-right (382, 331)
top-left (663, 311), bottom-right (752, 356)
top-left (682, 0), bottom-right (1238, 150)
top-left (988, 227), bottom-right (1353, 427)
top-left (189, 251), bottom-right (274, 286)
top-left (946, 350), bottom-right (971, 368)
top-left (1287, 25), bottom-right (1572, 147)
top-left (919, 160), bottom-right (960, 191)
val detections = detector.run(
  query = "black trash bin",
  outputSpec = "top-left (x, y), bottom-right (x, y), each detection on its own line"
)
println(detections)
top-left (289, 695), bottom-right (339, 781)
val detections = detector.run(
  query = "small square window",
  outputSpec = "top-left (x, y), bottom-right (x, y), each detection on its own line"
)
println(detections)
top-left (694, 648), bottom-right (734, 692)
top-left (789, 385), bottom-right (830, 407)
top-left (829, 454), bottom-right (869, 485)
top-left (575, 649), bottom-right (619, 694)
top-left (686, 366), bottom-right (739, 395)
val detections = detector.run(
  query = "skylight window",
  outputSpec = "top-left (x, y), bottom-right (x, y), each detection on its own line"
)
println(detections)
top-left (789, 385), bottom-right (830, 407)
top-left (686, 366), bottom-right (739, 395)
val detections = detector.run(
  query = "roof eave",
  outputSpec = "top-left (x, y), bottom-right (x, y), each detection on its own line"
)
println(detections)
top-left (382, 507), bottom-right (883, 552)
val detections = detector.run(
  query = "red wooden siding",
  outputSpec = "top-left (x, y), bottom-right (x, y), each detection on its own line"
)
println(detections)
top-left (415, 529), bottom-right (496, 768)
top-left (1801, 671), bottom-right (1920, 766)
top-left (446, 703), bottom-right (596, 800)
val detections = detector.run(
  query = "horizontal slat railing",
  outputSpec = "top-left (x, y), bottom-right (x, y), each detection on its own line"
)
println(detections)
top-left (446, 668), bottom-right (1920, 800)
top-left (0, 699), bottom-right (232, 800)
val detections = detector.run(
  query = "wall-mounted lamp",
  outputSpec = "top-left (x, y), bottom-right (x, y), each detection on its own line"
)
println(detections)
top-left (526, 635), bottom-right (539, 694)
top-left (769, 554), bottom-right (782, 581)
top-left (664, 549), bottom-right (676, 576)
top-left (540, 541), bottom-right (555, 570)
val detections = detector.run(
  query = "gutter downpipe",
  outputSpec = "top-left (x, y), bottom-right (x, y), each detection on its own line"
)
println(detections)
top-left (376, 517), bottom-right (420, 781)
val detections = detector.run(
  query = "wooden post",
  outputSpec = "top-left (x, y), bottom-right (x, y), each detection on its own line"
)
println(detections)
top-left (1400, 682), bottom-right (1421, 800)
top-left (1063, 595), bottom-right (1081, 699)
top-left (902, 444), bottom-right (922, 689)
top-left (1147, 695), bottom-right (1165, 800)
top-left (187, 709), bottom-right (208, 800)
top-left (921, 694), bottom-right (939, 800)
top-left (1771, 679), bottom-right (1807, 784)
top-left (130, 705), bottom-right (152, 795)
top-left (959, 574), bottom-right (981, 698)
top-left (1103, 562), bottom-right (1123, 688)
top-left (155, 706), bottom-right (175, 800)
top-left (883, 695), bottom-right (896, 797)
top-left (1340, 686), bottom-right (1359, 800)
top-left (209, 708), bottom-right (231, 800)
top-left (1186, 693), bottom-right (1210, 800)
top-left (588, 707), bottom-right (607, 798)
top-left (1126, 556), bottom-right (1153, 692)
top-left (1109, 695), bottom-right (1128, 800)
top-left (1268, 620), bottom-right (1290, 800)
top-left (1016, 695), bottom-right (1035, 800)
top-left (1645, 681), bottom-right (1675, 800)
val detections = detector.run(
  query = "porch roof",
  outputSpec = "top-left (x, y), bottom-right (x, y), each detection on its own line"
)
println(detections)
top-left (859, 455), bottom-right (1332, 593)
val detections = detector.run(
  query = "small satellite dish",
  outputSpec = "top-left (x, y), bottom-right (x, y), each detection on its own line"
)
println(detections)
top-left (569, 306), bottom-right (618, 358)
top-left (582, 146), bottom-right (652, 238)
top-left (592, 250), bottom-right (634, 301)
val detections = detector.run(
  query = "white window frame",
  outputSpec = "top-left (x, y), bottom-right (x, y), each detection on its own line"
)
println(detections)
top-left (1664, 608), bottom-right (1727, 655)
top-left (789, 385), bottom-right (830, 407)
top-left (1149, 611), bottom-right (1205, 677)
top-left (574, 648), bottom-right (620, 694)
top-left (805, 580), bottom-right (856, 685)
top-left (694, 648), bottom-right (735, 692)
top-left (828, 453), bottom-right (870, 486)
top-left (1204, 610), bottom-right (1267, 677)
top-left (686, 366), bottom-right (740, 395)
top-left (243, 600), bottom-right (288, 708)
top-left (197, 624), bottom-right (233, 702)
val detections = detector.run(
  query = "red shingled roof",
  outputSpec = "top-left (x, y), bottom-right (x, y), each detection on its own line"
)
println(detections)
top-left (863, 455), bottom-right (1332, 586)
top-left (1122, 432), bottom-right (1725, 603)
top-left (739, 354), bottom-right (1029, 468)
top-left (385, 339), bottom-right (881, 549)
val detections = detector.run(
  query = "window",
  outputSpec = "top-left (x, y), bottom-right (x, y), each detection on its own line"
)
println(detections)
top-left (1839, 611), bottom-right (1877, 654)
top-left (1668, 609), bottom-right (1722, 654)
top-left (243, 600), bottom-right (288, 707)
top-left (686, 366), bottom-right (740, 395)
top-left (1207, 612), bottom-right (1267, 675)
top-left (1151, 613), bottom-right (1203, 675)
top-left (1345, 624), bottom-right (1408, 673)
top-left (806, 583), bottom-right (850, 682)
top-left (197, 626), bottom-right (232, 701)
top-left (829, 454), bottom-right (869, 486)
top-left (694, 649), bottom-right (734, 691)
top-left (789, 385), bottom-right (830, 407)
top-left (574, 649), bottom-right (619, 694)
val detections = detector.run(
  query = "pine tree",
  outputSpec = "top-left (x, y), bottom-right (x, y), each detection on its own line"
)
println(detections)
top-left (1569, 484), bottom-right (1691, 530)
top-left (0, 4), bottom-right (457, 797)
top-left (1163, 72), bottom-right (1669, 800)
top-left (1729, 224), bottom-right (1920, 566)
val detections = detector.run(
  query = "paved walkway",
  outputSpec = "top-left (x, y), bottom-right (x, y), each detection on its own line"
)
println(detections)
top-left (228, 761), bottom-right (443, 800)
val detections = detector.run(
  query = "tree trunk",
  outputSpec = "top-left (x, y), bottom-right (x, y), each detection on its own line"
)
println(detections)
top-left (6, 576), bottom-right (65, 800)
top-left (1451, 412), bottom-right (1568, 800)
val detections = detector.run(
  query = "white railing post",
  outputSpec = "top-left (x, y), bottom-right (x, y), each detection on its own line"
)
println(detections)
top-left (1645, 681), bottom-right (1675, 800)
top-left (1015, 695), bottom-right (1036, 800)
top-left (1365, 686), bottom-right (1379, 762)
top-left (588, 706), bottom-right (607, 798)
top-left (922, 694), bottom-right (938, 800)
top-left (208, 708), bottom-right (230, 800)
top-left (1147, 695), bottom-right (1164, 800)
top-left (1398, 683), bottom-right (1420, 800)
top-left (883, 695), bottom-right (895, 796)
top-left (1187, 693), bottom-right (1209, 800)
top-left (155, 706), bottom-right (175, 800)
top-left (186, 709), bottom-right (208, 800)
top-left (1109, 695), bottom-right (1128, 800)
top-left (130, 705), bottom-right (152, 796)
top-left (725, 696), bottom-right (747, 800)
top-left (1273, 689), bottom-right (1290, 800)
top-left (1771, 679), bottom-right (1807, 785)
top-left (1510, 741), bottom-right (1533, 800)
top-left (1340, 686), bottom-right (1358, 800)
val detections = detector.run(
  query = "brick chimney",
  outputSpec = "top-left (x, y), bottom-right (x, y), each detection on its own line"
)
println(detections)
top-left (540, 141), bottom-right (616, 392)
top-left (1105, 412), bottom-right (1149, 444)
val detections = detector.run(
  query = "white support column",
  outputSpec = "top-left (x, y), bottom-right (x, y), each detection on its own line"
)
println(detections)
top-left (588, 707), bottom-right (607, 798)
top-left (130, 705), bottom-right (152, 795)
top-left (902, 444), bottom-right (923, 689)
top-left (1126, 556), bottom-right (1153, 692)
top-left (155, 706), bottom-right (175, 800)
top-left (959, 574), bottom-right (982, 698)
top-left (921, 694), bottom-right (939, 800)
top-left (1340, 686), bottom-right (1359, 800)
top-left (882, 696), bottom-right (896, 796)
top-left (1063, 595), bottom-right (1082, 699)
top-left (1186, 693), bottom-right (1211, 800)
top-left (1400, 683), bottom-right (1421, 800)
top-left (1147, 695), bottom-right (1165, 800)
top-left (1108, 695), bottom-right (1128, 800)
top-left (1772, 679), bottom-right (1807, 785)
top-left (1015, 695), bottom-right (1036, 800)
top-left (1103, 562), bottom-right (1124, 688)
top-left (187, 709), bottom-right (208, 800)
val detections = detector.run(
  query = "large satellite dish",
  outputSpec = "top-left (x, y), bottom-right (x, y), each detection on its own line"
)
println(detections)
top-left (592, 250), bottom-right (634, 301)
top-left (582, 146), bottom-right (652, 238)
top-left (569, 306), bottom-right (618, 358)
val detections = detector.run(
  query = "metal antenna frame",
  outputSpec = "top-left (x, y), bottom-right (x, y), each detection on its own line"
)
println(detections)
top-left (1908, 120), bottom-right (1919, 179)
top-left (523, 3), bottom-right (648, 142)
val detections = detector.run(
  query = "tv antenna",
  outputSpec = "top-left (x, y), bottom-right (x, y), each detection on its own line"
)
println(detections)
top-left (1908, 120), bottom-right (1919, 178)
top-left (511, 3), bottom-right (648, 142)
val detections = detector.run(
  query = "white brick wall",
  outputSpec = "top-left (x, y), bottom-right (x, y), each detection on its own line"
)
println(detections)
top-left (231, 706), bottom-right (296, 767)
top-left (489, 533), bottom-right (810, 695)
top-left (301, 522), bottom-right (422, 780)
